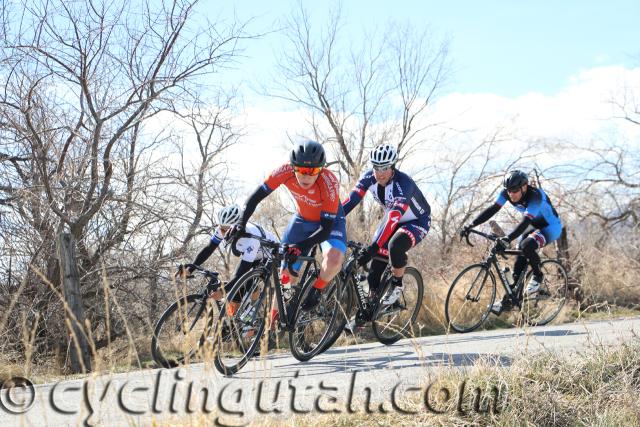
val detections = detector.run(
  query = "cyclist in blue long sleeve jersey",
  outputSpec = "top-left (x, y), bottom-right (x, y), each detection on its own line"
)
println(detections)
top-left (461, 170), bottom-right (563, 314)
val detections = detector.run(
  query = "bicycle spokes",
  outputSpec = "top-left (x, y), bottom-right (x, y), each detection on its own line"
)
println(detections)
top-left (521, 260), bottom-right (568, 326)
top-left (372, 267), bottom-right (423, 344)
top-left (465, 268), bottom-right (489, 302)
top-left (445, 264), bottom-right (496, 333)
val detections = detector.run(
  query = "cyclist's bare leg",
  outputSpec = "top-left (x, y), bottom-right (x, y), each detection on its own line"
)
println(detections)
top-left (318, 247), bottom-right (344, 283)
top-left (281, 248), bottom-right (343, 286)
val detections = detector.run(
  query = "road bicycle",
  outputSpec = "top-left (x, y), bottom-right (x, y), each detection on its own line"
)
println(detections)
top-left (211, 234), bottom-right (346, 375)
top-left (445, 229), bottom-right (568, 333)
top-left (321, 240), bottom-right (424, 349)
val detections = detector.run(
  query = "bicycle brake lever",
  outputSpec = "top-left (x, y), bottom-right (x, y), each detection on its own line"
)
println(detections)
top-left (465, 233), bottom-right (474, 247)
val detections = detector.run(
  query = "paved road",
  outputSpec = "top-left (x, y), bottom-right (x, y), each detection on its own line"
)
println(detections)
top-left (2, 317), bottom-right (639, 426)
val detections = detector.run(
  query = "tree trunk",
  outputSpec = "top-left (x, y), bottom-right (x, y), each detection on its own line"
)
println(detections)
top-left (555, 227), bottom-right (582, 303)
top-left (57, 232), bottom-right (92, 373)
top-left (149, 274), bottom-right (158, 324)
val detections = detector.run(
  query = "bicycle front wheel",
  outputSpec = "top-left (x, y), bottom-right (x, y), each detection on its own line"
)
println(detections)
top-left (372, 267), bottom-right (424, 345)
top-left (522, 259), bottom-right (568, 326)
top-left (316, 275), bottom-right (356, 354)
top-left (151, 294), bottom-right (217, 368)
top-left (445, 264), bottom-right (496, 333)
top-left (213, 269), bottom-right (269, 376)
top-left (289, 273), bottom-right (345, 361)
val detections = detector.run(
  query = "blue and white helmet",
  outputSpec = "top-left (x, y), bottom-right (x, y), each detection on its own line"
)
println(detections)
top-left (217, 204), bottom-right (242, 227)
top-left (370, 144), bottom-right (398, 167)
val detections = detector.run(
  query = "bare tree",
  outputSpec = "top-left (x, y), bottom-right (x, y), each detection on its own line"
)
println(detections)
top-left (268, 3), bottom-right (450, 183)
top-left (554, 141), bottom-right (639, 230)
top-left (0, 0), bottom-right (251, 369)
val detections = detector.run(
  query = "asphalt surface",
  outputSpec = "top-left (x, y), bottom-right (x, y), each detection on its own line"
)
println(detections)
top-left (2, 316), bottom-right (639, 426)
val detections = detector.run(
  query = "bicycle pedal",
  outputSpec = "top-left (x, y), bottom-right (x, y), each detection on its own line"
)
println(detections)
top-left (344, 319), bottom-right (365, 334)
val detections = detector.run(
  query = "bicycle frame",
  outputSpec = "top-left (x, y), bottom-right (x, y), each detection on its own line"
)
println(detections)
top-left (479, 248), bottom-right (526, 308)
top-left (464, 229), bottom-right (529, 309)
top-left (341, 241), bottom-right (390, 316)
top-left (238, 234), bottom-right (319, 332)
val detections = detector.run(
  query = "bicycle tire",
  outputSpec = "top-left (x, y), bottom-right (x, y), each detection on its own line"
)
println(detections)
top-left (317, 275), bottom-right (356, 354)
top-left (445, 263), bottom-right (497, 333)
top-left (522, 259), bottom-right (568, 326)
top-left (288, 272), bottom-right (345, 361)
top-left (151, 293), bottom-right (215, 368)
top-left (372, 267), bottom-right (424, 345)
top-left (213, 268), bottom-right (270, 375)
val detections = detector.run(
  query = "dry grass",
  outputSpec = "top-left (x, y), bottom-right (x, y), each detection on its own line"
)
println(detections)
top-left (159, 337), bottom-right (640, 427)
top-left (3, 221), bottom-right (640, 387)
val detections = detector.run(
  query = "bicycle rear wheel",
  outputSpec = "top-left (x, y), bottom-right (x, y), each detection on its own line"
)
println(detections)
top-left (372, 267), bottom-right (423, 345)
top-left (213, 269), bottom-right (269, 375)
top-left (445, 263), bottom-right (496, 333)
top-left (522, 259), bottom-right (568, 326)
top-left (151, 294), bottom-right (218, 368)
top-left (289, 272), bottom-right (345, 361)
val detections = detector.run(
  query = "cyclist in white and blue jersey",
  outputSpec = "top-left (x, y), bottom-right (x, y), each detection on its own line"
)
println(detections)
top-left (177, 204), bottom-right (278, 314)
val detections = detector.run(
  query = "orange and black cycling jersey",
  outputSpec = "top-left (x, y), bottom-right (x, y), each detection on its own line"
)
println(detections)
top-left (261, 163), bottom-right (340, 222)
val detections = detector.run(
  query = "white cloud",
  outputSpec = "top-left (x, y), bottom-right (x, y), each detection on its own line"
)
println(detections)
top-left (429, 66), bottom-right (640, 143)
top-left (160, 66), bottom-right (640, 191)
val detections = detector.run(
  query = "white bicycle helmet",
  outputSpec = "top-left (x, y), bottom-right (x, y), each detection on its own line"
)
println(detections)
top-left (217, 204), bottom-right (242, 227)
top-left (370, 144), bottom-right (398, 167)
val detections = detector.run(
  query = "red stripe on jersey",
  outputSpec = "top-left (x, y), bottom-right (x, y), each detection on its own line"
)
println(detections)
top-left (532, 232), bottom-right (546, 248)
top-left (376, 210), bottom-right (403, 247)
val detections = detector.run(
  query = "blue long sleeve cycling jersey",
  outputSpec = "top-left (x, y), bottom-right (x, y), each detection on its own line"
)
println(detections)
top-left (494, 187), bottom-right (562, 231)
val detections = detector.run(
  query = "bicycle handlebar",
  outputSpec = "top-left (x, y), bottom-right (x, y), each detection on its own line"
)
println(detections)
top-left (462, 228), bottom-right (522, 259)
top-left (347, 240), bottom-right (365, 250)
top-left (236, 231), bottom-right (318, 276)
top-left (463, 228), bottom-right (499, 247)
top-left (177, 263), bottom-right (219, 279)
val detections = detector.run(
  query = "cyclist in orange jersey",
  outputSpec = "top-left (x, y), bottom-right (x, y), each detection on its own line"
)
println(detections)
top-left (236, 140), bottom-right (347, 312)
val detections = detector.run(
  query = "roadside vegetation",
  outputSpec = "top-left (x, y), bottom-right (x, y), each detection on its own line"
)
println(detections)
top-left (1, 0), bottom-right (639, 381)
top-left (161, 337), bottom-right (640, 426)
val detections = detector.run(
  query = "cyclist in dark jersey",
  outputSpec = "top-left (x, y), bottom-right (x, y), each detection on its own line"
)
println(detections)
top-left (461, 169), bottom-right (563, 313)
top-left (343, 144), bottom-right (431, 324)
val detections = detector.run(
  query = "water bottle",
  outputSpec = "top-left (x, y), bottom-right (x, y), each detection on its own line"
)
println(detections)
top-left (281, 272), bottom-right (293, 301)
top-left (502, 266), bottom-right (514, 286)
top-left (240, 305), bottom-right (256, 323)
top-left (356, 273), bottom-right (369, 295)
top-left (355, 273), bottom-right (370, 307)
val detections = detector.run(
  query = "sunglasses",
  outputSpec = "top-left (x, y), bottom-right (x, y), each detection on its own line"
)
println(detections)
top-left (373, 165), bottom-right (393, 172)
top-left (293, 166), bottom-right (323, 176)
top-left (507, 187), bottom-right (522, 194)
